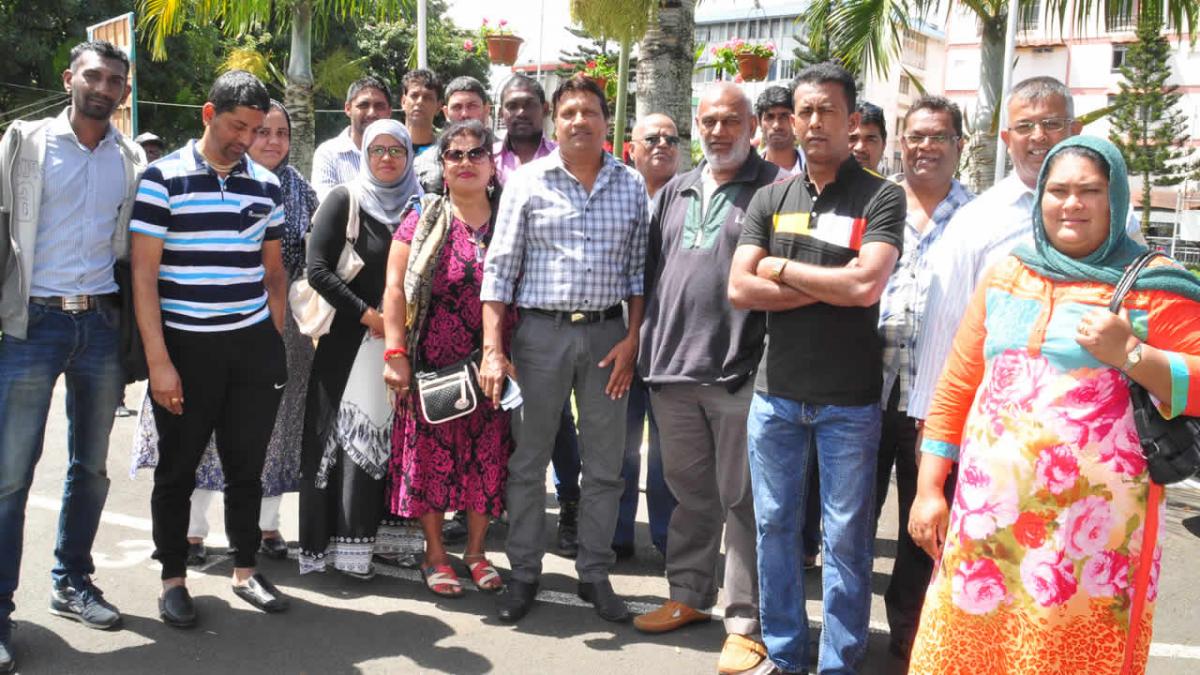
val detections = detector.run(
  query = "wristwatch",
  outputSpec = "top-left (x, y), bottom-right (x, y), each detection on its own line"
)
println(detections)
top-left (1120, 342), bottom-right (1143, 373)
top-left (770, 258), bottom-right (789, 282)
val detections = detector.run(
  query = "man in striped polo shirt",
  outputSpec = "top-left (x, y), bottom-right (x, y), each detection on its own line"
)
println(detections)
top-left (130, 70), bottom-right (291, 628)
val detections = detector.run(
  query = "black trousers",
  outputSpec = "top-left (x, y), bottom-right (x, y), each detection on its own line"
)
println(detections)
top-left (873, 382), bottom-right (957, 651)
top-left (150, 320), bottom-right (286, 579)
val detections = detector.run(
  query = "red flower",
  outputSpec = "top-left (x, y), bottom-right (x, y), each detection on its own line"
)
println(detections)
top-left (587, 60), bottom-right (598, 70)
top-left (1013, 511), bottom-right (1047, 548)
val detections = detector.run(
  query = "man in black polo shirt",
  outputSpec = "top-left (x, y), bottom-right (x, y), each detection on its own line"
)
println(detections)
top-left (728, 63), bottom-right (905, 674)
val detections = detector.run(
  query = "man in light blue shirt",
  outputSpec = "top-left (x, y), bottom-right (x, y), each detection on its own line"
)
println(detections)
top-left (0, 41), bottom-right (146, 672)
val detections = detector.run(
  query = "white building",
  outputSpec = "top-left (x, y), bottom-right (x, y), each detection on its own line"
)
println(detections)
top-left (941, 2), bottom-right (1200, 233)
top-left (693, 0), bottom-right (947, 175)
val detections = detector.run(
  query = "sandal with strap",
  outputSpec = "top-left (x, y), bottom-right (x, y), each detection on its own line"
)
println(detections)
top-left (421, 563), bottom-right (463, 598)
top-left (465, 555), bottom-right (504, 593)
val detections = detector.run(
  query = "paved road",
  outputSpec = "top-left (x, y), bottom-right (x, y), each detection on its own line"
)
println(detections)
top-left (8, 381), bottom-right (1200, 673)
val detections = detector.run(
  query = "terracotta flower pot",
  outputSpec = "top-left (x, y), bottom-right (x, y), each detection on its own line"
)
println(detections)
top-left (486, 35), bottom-right (523, 66)
top-left (588, 76), bottom-right (608, 92)
top-left (736, 53), bottom-right (771, 82)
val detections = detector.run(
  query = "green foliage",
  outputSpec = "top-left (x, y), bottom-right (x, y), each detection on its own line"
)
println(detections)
top-left (312, 47), bottom-right (365, 101)
top-left (1109, 6), bottom-right (1195, 227)
top-left (557, 29), bottom-right (636, 129)
top-left (569, 0), bottom-right (654, 44)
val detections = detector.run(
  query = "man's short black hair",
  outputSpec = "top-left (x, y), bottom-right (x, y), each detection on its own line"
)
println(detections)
top-left (551, 75), bottom-right (609, 120)
top-left (401, 69), bottom-right (443, 102)
top-left (755, 85), bottom-right (793, 118)
top-left (69, 40), bottom-right (130, 77)
top-left (792, 62), bottom-right (857, 112)
top-left (445, 76), bottom-right (491, 105)
top-left (905, 95), bottom-right (964, 138)
top-left (207, 70), bottom-right (271, 115)
top-left (501, 74), bottom-right (547, 106)
top-left (856, 101), bottom-right (887, 143)
top-left (346, 76), bottom-right (392, 105)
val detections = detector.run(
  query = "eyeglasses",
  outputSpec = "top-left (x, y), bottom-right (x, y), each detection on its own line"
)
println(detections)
top-left (902, 134), bottom-right (958, 147)
top-left (441, 146), bottom-right (490, 164)
top-left (641, 135), bottom-right (681, 148)
top-left (1008, 117), bottom-right (1073, 135)
top-left (367, 145), bottom-right (406, 159)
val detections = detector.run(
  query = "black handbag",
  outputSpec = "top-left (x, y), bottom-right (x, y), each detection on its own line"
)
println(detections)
top-left (1109, 251), bottom-right (1200, 485)
top-left (414, 350), bottom-right (484, 425)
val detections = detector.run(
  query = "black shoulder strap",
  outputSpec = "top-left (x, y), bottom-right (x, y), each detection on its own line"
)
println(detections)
top-left (1109, 250), bottom-right (1166, 314)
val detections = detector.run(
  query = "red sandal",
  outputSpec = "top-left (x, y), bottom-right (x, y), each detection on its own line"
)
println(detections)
top-left (421, 563), bottom-right (463, 598)
top-left (465, 555), bottom-right (503, 592)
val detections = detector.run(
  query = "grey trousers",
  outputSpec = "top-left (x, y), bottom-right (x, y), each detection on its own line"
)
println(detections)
top-left (651, 382), bottom-right (759, 636)
top-left (507, 312), bottom-right (628, 584)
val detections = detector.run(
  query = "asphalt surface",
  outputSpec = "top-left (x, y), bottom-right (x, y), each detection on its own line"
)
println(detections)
top-left (6, 380), bottom-right (1200, 674)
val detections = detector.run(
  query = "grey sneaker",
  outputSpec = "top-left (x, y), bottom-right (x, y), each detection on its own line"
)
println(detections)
top-left (50, 580), bottom-right (122, 630)
top-left (0, 622), bottom-right (13, 674)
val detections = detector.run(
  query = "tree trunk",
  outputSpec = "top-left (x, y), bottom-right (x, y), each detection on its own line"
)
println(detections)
top-left (636, 0), bottom-right (697, 171)
top-left (286, 1), bottom-right (316, 178)
top-left (967, 15), bottom-right (1007, 193)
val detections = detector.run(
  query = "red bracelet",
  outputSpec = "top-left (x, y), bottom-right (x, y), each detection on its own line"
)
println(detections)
top-left (383, 347), bottom-right (408, 362)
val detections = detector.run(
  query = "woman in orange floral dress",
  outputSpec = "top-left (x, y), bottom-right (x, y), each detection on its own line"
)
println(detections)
top-left (907, 136), bottom-right (1200, 675)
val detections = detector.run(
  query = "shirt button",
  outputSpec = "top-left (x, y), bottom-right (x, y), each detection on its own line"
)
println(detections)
top-left (583, 299), bottom-right (591, 305)
top-left (586, 267), bottom-right (592, 272)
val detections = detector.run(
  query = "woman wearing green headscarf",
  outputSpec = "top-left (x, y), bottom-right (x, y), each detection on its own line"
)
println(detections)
top-left (906, 136), bottom-right (1200, 674)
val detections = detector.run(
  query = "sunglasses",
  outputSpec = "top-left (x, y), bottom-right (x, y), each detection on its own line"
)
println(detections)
top-left (367, 145), bottom-right (406, 159)
top-left (641, 134), bottom-right (681, 148)
top-left (441, 146), bottom-right (490, 164)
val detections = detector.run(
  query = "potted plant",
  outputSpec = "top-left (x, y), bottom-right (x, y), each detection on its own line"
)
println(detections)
top-left (469, 18), bottom-right (522, 66)
top-left (708, 39), bottom-right (776, 82)
top-left (577, 55), bottom-right (618, 95)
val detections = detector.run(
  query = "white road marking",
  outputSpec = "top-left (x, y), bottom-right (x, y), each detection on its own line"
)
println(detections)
top-left (24, 498), bottom-right (1200, 659)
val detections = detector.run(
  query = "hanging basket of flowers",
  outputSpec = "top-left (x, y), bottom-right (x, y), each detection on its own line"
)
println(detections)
top-left (576, 55), bottom-right (618, 97)
top-left (470, 19), bottom-right (522, 66)
top-left (708, 39), bottom-right (776, 82)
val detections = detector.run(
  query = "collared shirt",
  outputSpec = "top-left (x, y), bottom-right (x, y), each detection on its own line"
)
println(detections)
top-left (737, 156), bottom-right (907, 406)
top-left (907, 172), bottom-right (1146, 419)
top-left (494, 134), bottom-right (557, 186)
top-left (878, 179), bottom-right (974, 411)
top-left (413, 143), bottom-right (442, 194)
top-left (130, 140), bottom-right (284, 333)
top-left (640, 153), bottom-right (782, 386)
top-left (761, 147), bottom-right (806, 177)
top-left (30, 108), bottom-right (126, 297)
top-left (310, 126), bottom-right (359, 201)
top-left (481, 149), bottom-right (650, 310)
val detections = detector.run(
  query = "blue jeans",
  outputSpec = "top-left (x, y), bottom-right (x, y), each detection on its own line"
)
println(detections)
top-left (0, 302), bottom-right (122, 628)
top-left (747, 392), bottom-right (881, 674)
top-left (613, 379), bottom-right (675, 553)
top-left (551, 402), bottom-right (581, 503)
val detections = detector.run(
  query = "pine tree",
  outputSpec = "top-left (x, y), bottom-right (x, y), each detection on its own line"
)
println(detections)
top-left (1109, 6), bottom-right (1194, 232)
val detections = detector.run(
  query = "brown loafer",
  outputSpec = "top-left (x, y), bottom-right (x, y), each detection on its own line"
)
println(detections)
top-left (718, 633), bottom-right (768, 674)
top-left (632, 599), bottom-right (710, 634)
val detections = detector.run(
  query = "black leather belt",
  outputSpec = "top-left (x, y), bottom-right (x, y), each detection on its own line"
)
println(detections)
top-left (526, 305), bottom-right (622, 324)
top-left (30, 295), bottom-right (117, 313)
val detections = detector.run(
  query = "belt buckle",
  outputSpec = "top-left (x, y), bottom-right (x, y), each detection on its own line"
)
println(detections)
top-left (61, 296), bottom-right (91, 312)
top-left (569, 312), bottom-right (586, 324)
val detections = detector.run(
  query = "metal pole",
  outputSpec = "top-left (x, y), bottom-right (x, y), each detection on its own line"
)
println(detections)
top-left (613, 37), bottom-right (632, 159)
top-left (417, 0), bottom-right (428, 69)
top-left (537, 0), bottom-right (546, 81)
top-left (993, 0), bottom-right (1020, 185)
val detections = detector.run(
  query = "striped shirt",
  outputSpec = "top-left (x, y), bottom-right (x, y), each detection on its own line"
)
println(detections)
top-left (908, 172), bottom-right (1145, 419)
top-left (130, 140), bottom-right (284, 333)
top-left (310, 126), bottom-right (360, 201)
top-left (878, 179), bottom-right (974, 411)
top-left (481, 149), bottom-right (649, 310)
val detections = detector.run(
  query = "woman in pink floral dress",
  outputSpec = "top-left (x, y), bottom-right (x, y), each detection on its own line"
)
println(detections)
top-left (908, 137), bottom-right (1200, 674)
top-left (381, 121), bottom-right (513, 598)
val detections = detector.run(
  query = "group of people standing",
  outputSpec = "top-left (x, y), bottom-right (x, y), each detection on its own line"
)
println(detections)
top-left (2, 37), bottom-right (1199, 675)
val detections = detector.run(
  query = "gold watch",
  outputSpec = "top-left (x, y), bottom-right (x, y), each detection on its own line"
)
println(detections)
top-left (1120, 342), bottom-right (1143, 373)
top-left (770, 258), bottom-right (789, 282)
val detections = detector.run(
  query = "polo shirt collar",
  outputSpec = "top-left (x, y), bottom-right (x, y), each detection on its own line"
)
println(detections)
top-left (184, 138), bottom-right (249, 176)
top-left (802, 155), bottom-right (861, 194)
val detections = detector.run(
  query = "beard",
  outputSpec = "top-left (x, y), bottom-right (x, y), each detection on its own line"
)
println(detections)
top-left (76, 93), bottom-right (118, 121)
top-left (701, 136), bottom-right (752, 173)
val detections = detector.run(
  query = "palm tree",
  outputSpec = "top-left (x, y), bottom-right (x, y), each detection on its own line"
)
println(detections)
top-left (136, 0), bottom-right (414, 175)
top-left (636, 0), bottom-right (698, 170)
top-left (803, 0), bottom-right (1197, 192)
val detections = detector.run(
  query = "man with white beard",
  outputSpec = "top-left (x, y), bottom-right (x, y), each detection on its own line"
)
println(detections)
top-left (633, 82), bottom-right (783, 675)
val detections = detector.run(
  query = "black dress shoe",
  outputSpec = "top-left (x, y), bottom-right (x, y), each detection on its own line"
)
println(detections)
top-left (258, 537), bottom-right (289, 560)
top-left (185, 542), bottom-right (207, 567)
top-left (577, 580), bottom-right (630, 623)
top-left (159, 586), bottom-right (196, 628)
top-left (232, 573), bottom-right (289, 613)
top-left (496, 579), bottom-right (538, 623)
